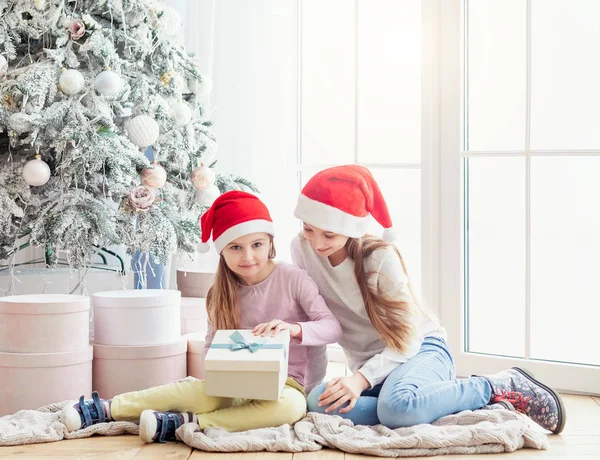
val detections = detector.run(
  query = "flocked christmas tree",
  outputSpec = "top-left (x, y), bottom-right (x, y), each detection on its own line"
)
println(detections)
top-left (0, 0), bottom-right (256, 274)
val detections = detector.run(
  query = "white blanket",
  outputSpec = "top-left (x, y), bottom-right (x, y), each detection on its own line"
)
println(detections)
top-left (0, 400), bottom-right (548, 456)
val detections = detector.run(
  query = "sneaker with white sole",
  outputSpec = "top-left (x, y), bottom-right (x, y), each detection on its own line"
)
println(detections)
top-left (139, 409), bottom-right (198, 443)
top-left (61, 391), bottom-right (112, 432)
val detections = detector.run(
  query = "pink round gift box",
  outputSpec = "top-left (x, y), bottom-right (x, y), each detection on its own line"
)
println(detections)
top-left (92, 337), bottom-right (187, 399)
top-left (0, 294), bottom-right (90, 353)
top-left (185, 332), bottom-right (206, 379)
top-left (93, 289), bottom-right (181, 346)
top-left (0, 345), bottom-right (93, 416)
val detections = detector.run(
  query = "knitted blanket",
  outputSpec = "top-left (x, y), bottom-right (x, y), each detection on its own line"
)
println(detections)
top-left (0, 400), bottom-right (548, 456)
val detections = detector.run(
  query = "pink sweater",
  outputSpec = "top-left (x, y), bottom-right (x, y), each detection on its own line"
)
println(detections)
top-left (203, 262), bottom-right (342, 387)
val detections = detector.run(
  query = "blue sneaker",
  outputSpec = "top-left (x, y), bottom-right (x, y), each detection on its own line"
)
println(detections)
top-left (61, 392), bottom-right (112, 432)
top-left (139, 409), bottom-right (198, 443)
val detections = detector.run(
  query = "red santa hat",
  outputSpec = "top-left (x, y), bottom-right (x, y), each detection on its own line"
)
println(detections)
top-left (198, 190), bottom-right (275, 253)
top-left (294, 165), bottom-right (397, 242)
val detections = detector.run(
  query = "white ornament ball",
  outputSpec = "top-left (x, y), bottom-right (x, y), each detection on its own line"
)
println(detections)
top-left (159, 7), bottom-right (182, 37)
top-left (23, 157), bottom-right (51, 186)
top-left (8, 113), bottom-right (32, 134)
top-left (190, 164), bottom-right (216, 190)
top-left (195, 184), bottom-right (220, 207)
top-left (170, 100), bottom-right (192, 128)
top-left (95, 69), bottom-right (122, 97)
top-left (141, 162), bottom-right (167, 188)
top-left (189, 74), bottom-right (213, 97)
top-left (59, 69), bottom-right (85, 95)
top-left (0, 54), bottom-right (7, 75)
top-left (125, 115), bottom-right (160, 148)
top-left (34, 0), bottom-right (46, 10)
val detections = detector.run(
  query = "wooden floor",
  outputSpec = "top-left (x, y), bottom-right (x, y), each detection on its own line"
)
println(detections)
top-left (3, 363), bottom-right (600, 459)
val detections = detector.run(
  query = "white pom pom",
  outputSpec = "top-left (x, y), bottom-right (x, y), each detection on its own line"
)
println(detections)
top-left (382, 227), bottom-right (398, 243)
top-left (197, 241), bottom-right (211, 254)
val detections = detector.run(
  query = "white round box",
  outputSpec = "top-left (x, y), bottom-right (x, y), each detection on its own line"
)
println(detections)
top-left (0, 294), bottom-right (90, 353)
top-left (185, 332), bottom-right (206, 379)
top-left (0, 346), bottom-right (93, 416)
top-left (93, 289), bottom-right (181, 346)
top-left (93, 338), bottom-right (187, 399)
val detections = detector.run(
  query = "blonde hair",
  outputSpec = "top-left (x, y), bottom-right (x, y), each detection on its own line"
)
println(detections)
top-left (206, 236), bottom-right (276, 330)
top-left (345, 235), bottom-right (429, 353)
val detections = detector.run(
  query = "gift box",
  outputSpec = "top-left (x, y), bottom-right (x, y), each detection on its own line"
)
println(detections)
top-left (92, 289), bottom-right (181, 346)
top-left (0, 294), bottom-right (90, 353)
top-left (0, 346), bottom-right (93, 416)
top-left (185, 332), bottom-right (206, 379)
top-left (204, 329), bottom-right (289, 401)
top-left (176, 270), bottom-right (215, 298)
top-left (93, 338), bottom-right (187, 399)
top-left (181, 297), bottom-right (208, 335)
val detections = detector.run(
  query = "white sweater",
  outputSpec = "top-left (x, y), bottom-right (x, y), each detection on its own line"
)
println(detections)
top-left (291, 234), bottom-right (447, 388)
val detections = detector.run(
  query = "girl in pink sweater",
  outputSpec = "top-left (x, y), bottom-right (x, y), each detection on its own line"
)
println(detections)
top-left (61, 191), bottom-right (341, 443)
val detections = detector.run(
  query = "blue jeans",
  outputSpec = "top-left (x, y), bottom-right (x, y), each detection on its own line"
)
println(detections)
top-left (307, 336), bottom-right (492, 428)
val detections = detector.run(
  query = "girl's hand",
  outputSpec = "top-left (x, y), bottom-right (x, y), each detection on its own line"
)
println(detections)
top-left (253, 319), bottom-right (302, 339)
top-left (318, 373), bottom-right (370, 413)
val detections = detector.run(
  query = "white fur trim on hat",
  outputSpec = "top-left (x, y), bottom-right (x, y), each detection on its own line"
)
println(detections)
top-left (294, 193), bottom-right (371, 238)
top-left (197, 241), bottom-right (211, 254)
top-left (213, 219), bottom-right (275, 253)
top-left (382, 227), bottom-right (398, 243)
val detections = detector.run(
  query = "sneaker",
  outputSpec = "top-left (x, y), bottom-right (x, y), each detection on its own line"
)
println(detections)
top-left (61, 391), bottom-right (112, 432)
top-left (482, 367), bottom-right (566, 434)
top-left (139, 409), bottom-right (198, 443)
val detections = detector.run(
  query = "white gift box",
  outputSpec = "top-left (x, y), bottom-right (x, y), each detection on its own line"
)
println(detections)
top-left (204, 329), bottom-right (289, 401)
top-left (92, 289), bottom-right (181, 346)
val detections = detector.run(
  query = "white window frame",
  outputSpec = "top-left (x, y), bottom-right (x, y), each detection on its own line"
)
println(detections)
top-left (439, 0), bottom-right (600, 394)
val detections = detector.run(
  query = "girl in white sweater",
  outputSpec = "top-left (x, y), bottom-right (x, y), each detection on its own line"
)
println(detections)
top-left (291, 164), bottom-right (565, 434)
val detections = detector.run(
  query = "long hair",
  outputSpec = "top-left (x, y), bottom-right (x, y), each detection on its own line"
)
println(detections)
top-left (345, 235), bottom-right (431, 353)
top-left (206, 236), bottom-right (276, 330)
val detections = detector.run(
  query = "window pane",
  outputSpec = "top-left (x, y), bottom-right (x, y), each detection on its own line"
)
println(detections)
top-left (301, 0), bottom-right (355, 166)
top-left (530, 157), bottom-right (600, 366)
top-left (357, 0), bottom-right (421, 163)
top-left (467, 0), bottom-right (526, 151)
top-left (301, 167), bottom-right (421, 296)
top-left (467, 157), bottom-right (526, 357)
top-left (530, 0), bottom-right (600, 149)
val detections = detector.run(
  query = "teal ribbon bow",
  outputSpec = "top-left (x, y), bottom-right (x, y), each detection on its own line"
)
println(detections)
top-left (209, 330), bottom-right (287, 356)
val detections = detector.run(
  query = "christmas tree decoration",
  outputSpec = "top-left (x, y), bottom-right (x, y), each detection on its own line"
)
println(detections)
top-left (59, 68), bottom-right (85, 95)
top-left (8, 113), bottom-right (32, 134)
top-left (127, 186), bottom-right (156, 213)
top-left (68, 19), bottom-right (86, 40)
top-left (189, 74), bottom-right (213, 97)
top-left (159, 7), bottom-right (182, 38)
top-left (141, 160), bottom-right (167, 188)
top-left (195, 184), bottom-right (220, 207)
top-left (170, 100), bottom-right (192, 128)
top-left (0, 0), bottom-right (258, 273)
top-left (125, 114), bottom-right (160, 148)
top-left (191, 163), bottom-right (216, 190)
top-left (95, 69), bottom-right (122, 97)
top-left (0, 54), bottom-right (7, 75)
top-left (23, 155), bottom-right (51, 186)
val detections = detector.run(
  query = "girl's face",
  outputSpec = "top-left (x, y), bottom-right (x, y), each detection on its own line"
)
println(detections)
top-left (221, 232), bottom-right (273, 284)
top-left (302, 223), bottom-right (349, 258)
